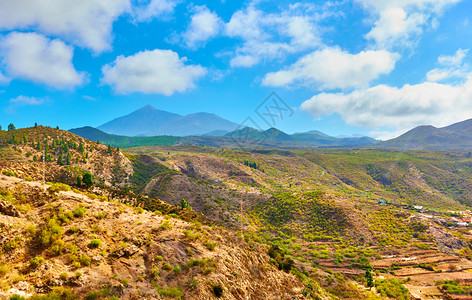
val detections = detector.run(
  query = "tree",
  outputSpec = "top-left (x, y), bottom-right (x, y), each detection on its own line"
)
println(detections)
top-left (78, 142), bottom-right (85, 154)
top-left (180, 198), bottom-right (188, 209)
top-left (76, 175), bottom-right (82, 188)
top-left (365, 269), bottom-right (374, 289)
top-left (108, 144), bottom-right (113, 155)
top-left (0, 125), bottom-right (2, 131)
top-left (8, 123), bottom-right (15, 131)
top-left (57, 154), bottom-right (64, 165)
top-left (34, 122), bottom-right (38, 128)
top-left (82, 172), bottom-right (93, 189)
top-left (66, 153), bottom-right (71, 165)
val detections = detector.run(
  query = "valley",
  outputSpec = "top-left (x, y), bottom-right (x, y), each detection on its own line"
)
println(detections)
top-left (2, 126), bottom-right (472, 299)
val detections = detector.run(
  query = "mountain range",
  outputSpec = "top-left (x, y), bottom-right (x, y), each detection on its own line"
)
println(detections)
top-left (378, 118), bottom-right (472, 151)
top-left (97, 104), bottom-right (239, 136)
top-left (72, 104), bottom-right (472, 151)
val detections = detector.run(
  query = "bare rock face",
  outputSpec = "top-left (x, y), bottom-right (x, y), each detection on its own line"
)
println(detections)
top-left (430, 225), bottom-right (467, 253)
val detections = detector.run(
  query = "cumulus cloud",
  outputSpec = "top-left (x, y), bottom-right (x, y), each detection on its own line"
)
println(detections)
top-left (357, 0), bottom-right (461, 48)
top-left (426, 48), bottom-right (470, 82)
top-left (262, 47), bottom-right (398, 89)
top-left (132, 0), bottom-right (177, 22)
top-left (102, 49), bottom-right (207, 95)
top-left (0, 0), bottom-right (130, 53)
top-left (1, 32), bottom-right (85, 89)
top-left (225, 3), bottom-right (324, 67)
top-left (301, 78), bottom-right (472, 138)
top-left (183, 6), bottom-right (222, 48)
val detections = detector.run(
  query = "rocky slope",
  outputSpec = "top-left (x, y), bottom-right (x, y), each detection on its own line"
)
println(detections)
top-left (0, 174), bottom-right (322, 299)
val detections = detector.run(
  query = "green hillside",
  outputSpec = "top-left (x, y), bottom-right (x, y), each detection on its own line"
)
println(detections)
top-left (69, 126), bottom-right (181, 148)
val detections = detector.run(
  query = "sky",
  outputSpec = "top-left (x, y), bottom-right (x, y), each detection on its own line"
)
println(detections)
top-left (1, 0), bottom-right (472, 140)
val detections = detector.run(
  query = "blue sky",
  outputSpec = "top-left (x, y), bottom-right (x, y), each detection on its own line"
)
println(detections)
top-left (1, 0), bottom-right (472, 139)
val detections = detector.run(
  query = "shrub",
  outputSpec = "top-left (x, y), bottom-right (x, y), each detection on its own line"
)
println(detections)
top-left (160, 221), bottom-right (172, 230)
top-left (48, 183), bottom-right (71, 193)
top-left (85, 291), bottom-right (99, 300)
top-left (213, 285), bottom-right (223, 298)
top-left (151, 268), bottom-right (160, 277)
top-left (158, 286), bottom-right (182, 298)
top-left (203, 240), bottom-right (217, 251)
top-left (30, 256), bottom-right (45, 269)
top-left (59, 272), bottom-right (69, 281)
top-left (162, 263), bottom-right (173, 271)
top-left (0, 263), bottom-right (9, 277)
top-left (49, 239), bottom-right (65, 255)
top-left (39, 219), bottom-right (63, 246)
top-left (79, 255), bottom-right (91, 266)
top-left (74, 206), bottom-right (87, 217)
top-left (375, 278), bottom-right (409, 300)
top-left (2, 170), bottom-right (16, 177)
top-left (88, 239), bottom-right (102, 248)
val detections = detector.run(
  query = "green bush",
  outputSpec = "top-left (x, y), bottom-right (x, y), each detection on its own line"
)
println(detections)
top-left (39, 219), bottom-right (63, 246)
top-left (158, 286), bottom-right (182, 298)
top-left (375, 278), bottom-right (409, 300)
top-left (2, 170), bottom-right (16, 177)
top-left (213, 285), bottom-right (223, 298)
top-left (74, 206), bottom-right (87, 217)
top-left (30, 256), bottom-right (45, 269)
top-left (79, 255), bottom-right (91, 266)
top-left (88, 239), bottom-right (102, 248)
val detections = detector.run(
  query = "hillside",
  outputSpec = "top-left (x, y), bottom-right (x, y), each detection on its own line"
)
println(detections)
top-left (0, 175), bottom-right (315, 299)
top-left (69, 127), bottom-right (181, 149)
top-left (380, 118), bottom-right (472, 151)
top-left (4, 127), bottom-right (472, 298)
top-left (97, 105), bottom-right (239, 137)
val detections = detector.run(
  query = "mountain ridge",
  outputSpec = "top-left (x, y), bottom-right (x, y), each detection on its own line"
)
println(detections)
top-left (97, 105), bottom-right (239, 137)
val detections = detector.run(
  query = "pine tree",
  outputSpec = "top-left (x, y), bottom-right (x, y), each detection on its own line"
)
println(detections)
top-left (7, 123), bottom-right (15, 131)
top-left (79, 142), bottom-right (85, 153)
top-left (57, 154), bottom-right (64, 165)
top-left (66, 153), bottom-right (71, 165)
top-left (365, 269), bottom-right (374, 289)
top-left (82, 172), bottom-right (93, 189)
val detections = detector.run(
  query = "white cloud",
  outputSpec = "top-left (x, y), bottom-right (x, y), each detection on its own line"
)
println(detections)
top-left (225, 3), bottom-right (323, 67)
top-left (263, 47), bottom-right (398, 89)
top-left (438, 48), bottom-right (468, 66)
top-left (0, 0), bottom-right (130, 53)
top-left (102, 49), bottom-right (207, 95)
top-left (183, 6), bottom-right (222, 48)
top-left (1, 32), bottom-right (85, 89)
top-left (10, 95), bottom-right (45, 105)
top-left (301, 78), bottom-right (472, 138)
top-left (132, 0), bottom-right (177, 22)
top-left (426, 48), bottom-right (470, 82)
top-left (358, 0), bottom-right (461, 49)
top-left (5, 95), bottom-right (46, 114)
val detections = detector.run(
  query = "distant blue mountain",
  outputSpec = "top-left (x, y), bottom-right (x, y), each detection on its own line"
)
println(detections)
top-left (97, 105), bottom-right (239, 137)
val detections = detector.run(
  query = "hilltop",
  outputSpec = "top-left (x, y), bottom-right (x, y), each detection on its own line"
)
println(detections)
top-left (379, 118), bottom-right (472, 151)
